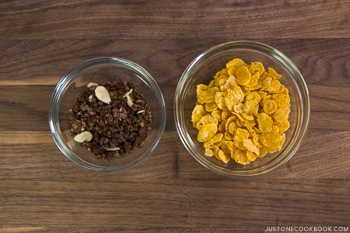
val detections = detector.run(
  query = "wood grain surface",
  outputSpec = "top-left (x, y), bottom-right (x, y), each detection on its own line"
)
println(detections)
top-left (0, 0), bottom-right (349, 232)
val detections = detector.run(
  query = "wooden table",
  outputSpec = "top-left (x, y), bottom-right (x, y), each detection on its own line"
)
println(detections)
top-left (1, 1), bottom-right (349, 232)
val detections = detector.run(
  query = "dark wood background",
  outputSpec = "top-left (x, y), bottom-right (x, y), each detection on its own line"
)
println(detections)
top-left (0, 1), bottom-right (349, 232)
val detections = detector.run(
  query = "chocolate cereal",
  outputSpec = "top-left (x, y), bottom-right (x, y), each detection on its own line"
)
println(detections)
top-left (69, 80), bottom-right (152, 161)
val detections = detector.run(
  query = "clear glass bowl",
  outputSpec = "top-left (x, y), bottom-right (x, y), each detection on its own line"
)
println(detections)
top-left (174, 41), bottom-right (310, 177)
top-left (49, 57), bottom-right (166, 172)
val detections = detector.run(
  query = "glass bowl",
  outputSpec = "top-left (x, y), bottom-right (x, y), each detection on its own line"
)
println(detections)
top-left (49, 57), bottom-right (166, 172)
top-left (174, 41), bottom-right (310, 177)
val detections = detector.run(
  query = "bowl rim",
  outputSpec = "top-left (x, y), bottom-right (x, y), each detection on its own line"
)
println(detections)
top-left (49, 57), bottom-right (166, 172)
top-left (174, 40), bottom-right (310, 177)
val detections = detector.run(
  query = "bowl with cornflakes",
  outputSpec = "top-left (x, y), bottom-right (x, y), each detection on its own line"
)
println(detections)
top-left (174, 40), bottom-right (310, 177)
top-left (49, 57), bottom-right (166, 172)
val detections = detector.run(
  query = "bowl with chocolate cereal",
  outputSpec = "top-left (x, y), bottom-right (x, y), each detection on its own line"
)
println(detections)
top-left (174, 41), bottom-right (310, 177)
top-left (49, 57), bottom-right (166, 172)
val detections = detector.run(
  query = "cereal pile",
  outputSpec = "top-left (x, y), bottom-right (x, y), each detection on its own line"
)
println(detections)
top-left (69, 80), bottom-right (152, 161)
top-left (191, 58), bottom-right (291, 165)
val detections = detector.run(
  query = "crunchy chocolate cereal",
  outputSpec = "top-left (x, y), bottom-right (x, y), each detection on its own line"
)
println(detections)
top-left (69, 80), bottom-right (152, 161)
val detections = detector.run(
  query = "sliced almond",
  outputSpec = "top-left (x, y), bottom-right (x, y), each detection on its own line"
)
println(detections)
top-left (87, 82), bottom-right (99, 88)
top-left (95, 86), bottom-right (111, 104)
top-left (88, 94), bottom-right (93, 102)
top-left (106, 147), bottom-right (120, 151)
top-left (137, 110), bottom-right (145, 114)
top-left (74, 131), bottom-right (93, 143)
top-left (123, 89), bottom-right (133, 107)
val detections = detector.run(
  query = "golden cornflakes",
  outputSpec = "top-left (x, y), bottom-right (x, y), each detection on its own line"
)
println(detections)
top-left (226, 58), bottom-right (246, 69)
top-left (197, 87), bottom-right (219, 104)
top-left (203, 133), bottom-right (223, 148)
top-left (263, 99), bottom-right (277, 114)
top-left (191, 58), bottom-right (291, 165)
top-left (215, 149), bottom-right (231, 164)
top-left (196, 115), bottom-right (218, 130)
top-left (197, 123), bottom-right (217, 142)
top-left (235, 65), bottom-right (251, 86)
top-left (249, 61), bottom-right (265, 76)
top-left (257, 112), bottom-right (273, 133)
top-left (215, 91), bottom-right (227, 110)
top-left (191, 104), bottom-right (206, 127)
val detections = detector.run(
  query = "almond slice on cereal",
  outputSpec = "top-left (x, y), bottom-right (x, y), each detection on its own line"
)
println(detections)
top-left (87, 82), bottom-right (99, 88)
top-left (74, 131), bottom-right (93, 143)
top-left (95, 86), bottom-right (111, 104)
top-left (106, 147), bottom-right (121, 151)
top-left (123, 89), bottom-right (134, 107)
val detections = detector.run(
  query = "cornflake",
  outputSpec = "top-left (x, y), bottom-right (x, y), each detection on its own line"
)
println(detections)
top-left (191, 58), bottom-right (291, 165)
